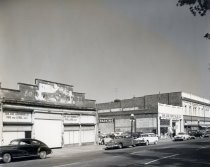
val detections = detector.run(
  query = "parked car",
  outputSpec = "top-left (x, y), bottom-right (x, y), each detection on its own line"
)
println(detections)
top-left (105, 135), bottom-right (138, 149)
top-left (0, 138), bottom-right (52, 163)
top-left (189, 130), bottom-right (204, 137)
top-left (174, 132), bottom-right (190, 141)
top-left (189, 135), bottom-right (196, 139)
top-left (134, 133), bottom-right (158, 145)
top-left (203, 131), bottom-right (210, 138)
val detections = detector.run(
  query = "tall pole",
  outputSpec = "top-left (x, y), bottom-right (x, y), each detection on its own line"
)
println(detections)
top-left (204, 107), bottom-right (206, 125)
top-left (130, 114), bottom-right (134, 137)
top-left (131, 119), bottom-right (133, 137)
top-left (0, 99), bottom-right (3, 146)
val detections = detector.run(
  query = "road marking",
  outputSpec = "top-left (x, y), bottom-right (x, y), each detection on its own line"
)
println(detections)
top-left (173, 157), bottom-right (210, 165)
top-left (144, 154), bottom-right (179, 165)
top-left (196, 146), bottom-right (207, 151)
top-left (52, 162), bottom-right (82, 167)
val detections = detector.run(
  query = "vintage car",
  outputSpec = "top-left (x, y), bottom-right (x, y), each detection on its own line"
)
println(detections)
top-left (134, 133), bottom-right (158, 145)
top-left (203, 131), bottom-right (210, 138)
top-left (174, 132), bottom-right (190, 141)
top-left (0, 138), bottom-right (52, 163)
top-left (105, 135), bottom-right (138, 149)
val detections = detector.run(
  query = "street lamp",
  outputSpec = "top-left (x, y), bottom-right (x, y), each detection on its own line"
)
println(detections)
top-left (130, 114), bottom-right (135, 137)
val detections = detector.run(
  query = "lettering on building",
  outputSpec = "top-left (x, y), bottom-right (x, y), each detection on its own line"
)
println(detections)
top-left (99, 119), bottom-right (113, 123)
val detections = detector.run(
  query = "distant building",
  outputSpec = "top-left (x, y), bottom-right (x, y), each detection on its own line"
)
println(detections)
top-left (97, 92), bottom-right (210, 137)
top-left (0, 79), bottom-right (97, 148)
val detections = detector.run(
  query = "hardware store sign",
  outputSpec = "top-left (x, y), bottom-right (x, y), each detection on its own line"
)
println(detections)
top-left (3, 111), bottom-right (32, 123)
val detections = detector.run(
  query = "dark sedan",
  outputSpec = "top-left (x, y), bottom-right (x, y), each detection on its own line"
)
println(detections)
top-left (0, 138), bottom-right (52, 163)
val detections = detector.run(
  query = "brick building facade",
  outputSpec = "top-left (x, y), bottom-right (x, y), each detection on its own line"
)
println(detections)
top-left (97, 92), bottom-right (210, 137)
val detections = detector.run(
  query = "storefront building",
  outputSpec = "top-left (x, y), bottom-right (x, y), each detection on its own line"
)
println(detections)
top-left (0, 79), bottom-right (97, 148)
top-left (97, 92), bottom-right (210, 138)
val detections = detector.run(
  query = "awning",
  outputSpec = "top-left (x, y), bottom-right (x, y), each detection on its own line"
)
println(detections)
top-left (199, 125), bottom-right (210, 128)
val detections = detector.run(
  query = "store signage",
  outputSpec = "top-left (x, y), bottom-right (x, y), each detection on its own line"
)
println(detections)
top-left (3, 111), bottom-right (32, 123)
top-left (161, 113), bottom-right (182, 120)
top-left (80, 115), bottom-right (96, 124)
top-left (63, 115), bottom-right (80, 124)
top-left (99, 118), bottom-right (113, 123)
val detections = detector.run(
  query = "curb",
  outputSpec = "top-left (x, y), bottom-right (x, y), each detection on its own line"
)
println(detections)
top-left (51, 139), bottom-right (173, 156)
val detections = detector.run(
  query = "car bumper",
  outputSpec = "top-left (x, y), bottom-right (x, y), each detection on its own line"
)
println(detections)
top-left (135, 140), bottom-right (146, 145)
top-left (105, 144), bottom-right (120, 149)
top-left (174, 138), bottom-right (184, 141)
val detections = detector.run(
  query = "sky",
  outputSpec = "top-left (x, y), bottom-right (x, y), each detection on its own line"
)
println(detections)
top-left (0, 0), bottom-right (209, 103)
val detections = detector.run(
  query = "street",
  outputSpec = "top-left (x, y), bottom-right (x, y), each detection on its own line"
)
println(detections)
top-left (1, 138), bottom-right (210, 167)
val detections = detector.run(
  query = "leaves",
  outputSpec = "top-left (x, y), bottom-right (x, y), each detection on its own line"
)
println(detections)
top-left (177, 0), bottom-right (210, 39)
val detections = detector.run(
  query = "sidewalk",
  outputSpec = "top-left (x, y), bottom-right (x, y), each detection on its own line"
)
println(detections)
top-left (51, 144), bottom-right (105, 157)
top-left (51, 138), bottom-right (173, 157)
top-left (159, 137), bottom-right (173, 143)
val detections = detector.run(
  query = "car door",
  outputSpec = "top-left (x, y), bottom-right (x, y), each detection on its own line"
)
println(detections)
top-left (17, 141), bottom-right (31, 156)
top-left (30, 140), bottom-right (41, 155)
top-left (124, 136), bottom-right (133, 146)
top-left (7, 141), bottom-right (23, 158)
top-left (149, 134), bottom-right (155, 143)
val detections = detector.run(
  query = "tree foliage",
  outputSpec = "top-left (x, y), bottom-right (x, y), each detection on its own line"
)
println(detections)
top-left (177, 0), bottom-right (210, 39)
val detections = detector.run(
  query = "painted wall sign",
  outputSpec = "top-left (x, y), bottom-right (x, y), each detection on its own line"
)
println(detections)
top-left (35, 83), bottom-right (75, 104)
top-left (3, 111), bottom-right (32, 123)
top-left (63, 115), bottom-right (80, 124)
top-left (158, 103), bottom-right (184, 120)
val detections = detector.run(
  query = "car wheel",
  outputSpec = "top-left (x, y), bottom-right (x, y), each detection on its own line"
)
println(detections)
top-left (39, 150), bottom-right (47, 159)
top-left (2, 153), bottom-right (12, 163)
top-left (145, 141), bottom-right (149, 146)
top-left (154, 141), bottom-right (157, 145)
top-left (118, 143), bottom-right (123, 149)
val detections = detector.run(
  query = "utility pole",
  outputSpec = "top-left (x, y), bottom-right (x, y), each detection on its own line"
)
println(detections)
top-left (0, 98), bottom-right (3, 146)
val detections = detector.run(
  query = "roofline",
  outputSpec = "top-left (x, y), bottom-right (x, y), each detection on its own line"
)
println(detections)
top-left (97, 91), bottom-right (183, 104)
top-left (0, 88), bottom-right (20, 92)
top-left (2, 98), bottom-right (96, 111)
top-left (35, 78), bottom-right (74, 87)
top-left (18, 82), bottom-right (38, 88)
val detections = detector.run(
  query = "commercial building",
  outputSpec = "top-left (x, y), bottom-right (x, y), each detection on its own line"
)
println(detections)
top-left (97, 92), bottom-right (210, 138)
top-left (0, 79), bottom-right (97, 148)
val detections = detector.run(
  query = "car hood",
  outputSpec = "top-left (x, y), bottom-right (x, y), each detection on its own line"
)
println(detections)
top-left (0, 145), bottom-right (18, 151)
top-left (175, 135), bottom-right (185, 137)
top-left (135, 137), bottom-right (145, 140)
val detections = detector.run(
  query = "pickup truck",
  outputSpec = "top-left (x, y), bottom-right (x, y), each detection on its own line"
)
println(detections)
top-left (105, 136), bottom-right (138, 149)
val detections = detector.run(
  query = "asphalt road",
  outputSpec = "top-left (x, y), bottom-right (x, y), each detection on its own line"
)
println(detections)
top-left (1, 138), bottom-right (210, 167)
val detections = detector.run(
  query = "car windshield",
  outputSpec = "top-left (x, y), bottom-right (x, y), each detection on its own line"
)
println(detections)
top-left (10, 140), bottom-right (19, 145)
top-left (178, 133), bottom-right (186, 135)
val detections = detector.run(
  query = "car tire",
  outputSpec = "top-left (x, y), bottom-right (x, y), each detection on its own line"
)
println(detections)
top-left (39, 150), bottom-right (47, 159)
top-left (154, 141), bottom-right (157, 145)
top-left (2, 153), bottom-right (12, 163)
top-left (118, 143), bottom-right (123, 149)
